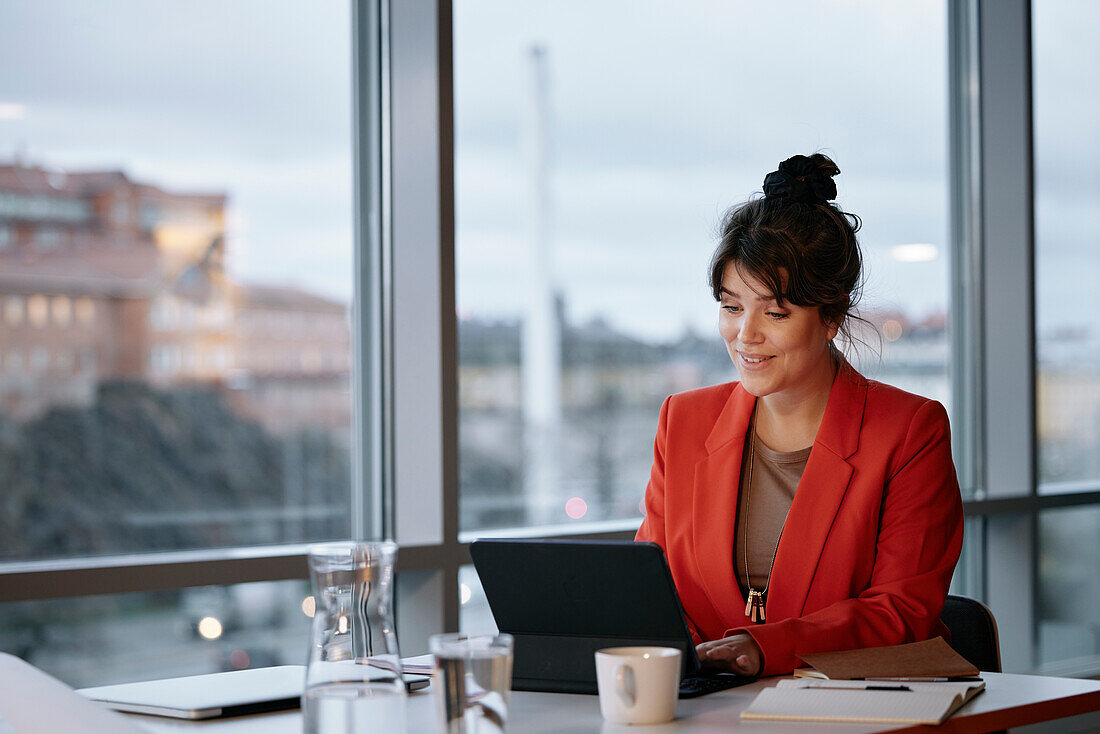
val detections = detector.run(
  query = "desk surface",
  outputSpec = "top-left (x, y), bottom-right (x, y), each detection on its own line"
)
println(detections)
top-left (128, 671), bottom-right (1100, 734)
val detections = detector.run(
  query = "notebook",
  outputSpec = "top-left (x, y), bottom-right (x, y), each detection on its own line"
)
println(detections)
top-left (469, 538), bottom-right (752, 698)
top-left (741, 678), bottom-right (985, 725)
top-left (794, 636), bottom-right (981, 680)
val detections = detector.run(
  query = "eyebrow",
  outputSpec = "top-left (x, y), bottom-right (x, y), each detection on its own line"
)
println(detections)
top-left (719, 287), bottom-right (778, 304)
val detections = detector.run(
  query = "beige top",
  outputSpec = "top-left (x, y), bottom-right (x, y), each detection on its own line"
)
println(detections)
top-left (735, 428), bottom-right (811, 596)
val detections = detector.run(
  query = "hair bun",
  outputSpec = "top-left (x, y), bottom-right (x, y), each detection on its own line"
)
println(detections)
top-left (762, 154), bottom-right (840, 204)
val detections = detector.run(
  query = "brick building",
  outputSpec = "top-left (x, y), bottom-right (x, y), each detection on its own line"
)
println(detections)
top-left (0, 161), bottom-right (350, 436)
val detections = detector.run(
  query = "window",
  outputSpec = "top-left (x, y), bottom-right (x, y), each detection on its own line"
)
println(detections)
top-left (51, 296), bottom-right (71, 327)
top-left (6, 348), bottom-right (24, 374)
top-left (1033, 0), bottom-right (1100, 671)
top-left (36, 226), bottom-right (61, 250)
top-left (26, 295), bottom-right (48, 327)
top-left (0, 0), bottom-right (367, 686)
top-left (4, 296), bottom-right (23, 326)
top-left (0, 580), bottom-right (312, 686)
top-left (1034, 0), bottom-right (1100, 495)
top-left (454, 0), bottom-right (950, 535)
top-left (74, 297), bottom-right (95, 325)
top-left (0, 0), bottom-right (354, 560)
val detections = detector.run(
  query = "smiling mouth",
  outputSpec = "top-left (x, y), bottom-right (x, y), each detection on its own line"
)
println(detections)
top-left (739, 353), bottom-right (774, 365)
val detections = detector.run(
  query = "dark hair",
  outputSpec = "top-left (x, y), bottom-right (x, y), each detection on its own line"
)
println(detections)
top-left (708, 153), bottom-right (865, 348)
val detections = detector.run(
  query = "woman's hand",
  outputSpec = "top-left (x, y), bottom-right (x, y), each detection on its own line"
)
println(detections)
top-left (695, 633), bottom-right (763, 676)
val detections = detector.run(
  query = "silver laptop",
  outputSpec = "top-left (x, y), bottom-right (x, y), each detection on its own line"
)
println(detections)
top-left (78, 664), bottom-right (429, 720)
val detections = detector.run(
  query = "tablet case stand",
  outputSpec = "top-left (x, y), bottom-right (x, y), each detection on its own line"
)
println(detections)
top-left (470, 539), bottom-right (703, 694)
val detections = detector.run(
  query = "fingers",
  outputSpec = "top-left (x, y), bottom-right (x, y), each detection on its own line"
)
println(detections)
top-left (695, 637), bottom-right (762, 676)
top-left (697, 645), bottom-right (753, 675)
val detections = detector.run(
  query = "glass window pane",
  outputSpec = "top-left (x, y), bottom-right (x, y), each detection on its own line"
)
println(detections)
top-left (949, 517), bottom-right (985, 600)
top-left (0, 1), bottom-right (356, 560)
top-left (0, 580), bottom-right (311, 687)
top-left (1034, 0), bottom-right (1100, 495)
top-left (455, 0), bottom-right (950, 533)
top-left (459, 564), bottom-right (497, 636)
top-left (1038, 506), bottom-right (1100, 671)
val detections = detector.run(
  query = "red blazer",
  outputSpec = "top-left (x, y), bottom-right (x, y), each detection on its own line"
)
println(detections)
top-left (636, 363), bottom-right (963, 675)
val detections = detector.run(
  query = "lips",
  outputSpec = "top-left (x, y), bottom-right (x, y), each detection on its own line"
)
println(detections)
top-left (739, 352), bottom-right (774, 366)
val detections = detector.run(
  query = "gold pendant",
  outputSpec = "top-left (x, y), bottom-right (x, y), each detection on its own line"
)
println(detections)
top-left (745, 589), bottom-right (766, 623)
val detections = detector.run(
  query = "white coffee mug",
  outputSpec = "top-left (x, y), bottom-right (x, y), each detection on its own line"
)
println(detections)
top-left (595, 646), bottom-right (681, 725)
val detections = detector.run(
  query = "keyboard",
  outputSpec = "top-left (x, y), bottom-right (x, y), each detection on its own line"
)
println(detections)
top-left (678, 673), bottom-right (754, 698)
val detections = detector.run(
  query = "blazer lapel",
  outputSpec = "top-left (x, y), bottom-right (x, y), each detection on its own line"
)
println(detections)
top-left (767, 364), bottom-right (868, 621)
top-left (692, 384), bottom-right (755, 623)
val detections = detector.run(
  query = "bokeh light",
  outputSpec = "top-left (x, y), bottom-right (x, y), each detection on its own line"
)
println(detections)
top-left (0, 103), bottom-right (26, 120)
top-left (883, 319), bottom-right (904, 342)
top-left (890, 243), bottom-right (938, 262)
top-left (565, 497), bottom-right (588, 520)
top-left (197, 616), bottom-right (223, 640)
top-left (229, 649), bottom-right (250, 669)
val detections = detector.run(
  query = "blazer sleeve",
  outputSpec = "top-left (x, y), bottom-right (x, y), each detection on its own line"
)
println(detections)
top-left (729, 399), bottom-right (963, 675)
top-left (635, 396), bottom-right (704, 645)
top-left (635, 396), bottom-right (669, 548)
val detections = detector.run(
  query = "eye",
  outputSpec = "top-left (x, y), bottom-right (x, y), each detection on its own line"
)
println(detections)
top-left (722, 304), bottom-right (741, 314)
top-left (767, 311), bottom-right (790, 320)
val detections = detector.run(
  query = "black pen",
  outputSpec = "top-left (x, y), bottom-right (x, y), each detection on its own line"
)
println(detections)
top-left (807, 684), bottom-right (912, 692)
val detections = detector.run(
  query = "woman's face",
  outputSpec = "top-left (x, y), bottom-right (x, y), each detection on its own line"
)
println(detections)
top-left (718, 262), bottom-right (839, 404)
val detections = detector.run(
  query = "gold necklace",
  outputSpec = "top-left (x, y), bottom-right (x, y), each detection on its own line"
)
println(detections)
top-left (741, 411), bottom-right (788, 624)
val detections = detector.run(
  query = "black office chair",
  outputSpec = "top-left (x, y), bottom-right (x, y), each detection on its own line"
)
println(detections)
top-left (940, 594), bottom-right (1002, 673)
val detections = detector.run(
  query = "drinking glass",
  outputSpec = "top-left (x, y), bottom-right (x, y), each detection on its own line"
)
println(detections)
top-left (430, 632), bottom-right (514, 734)
top-left (303, 541), bottom-right (406, 733)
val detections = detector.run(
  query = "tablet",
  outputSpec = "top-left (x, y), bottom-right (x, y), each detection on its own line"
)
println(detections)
top-left (77, 664), bottom-right (429, 720)
top-left (469, 538), bottom-right (752, 697)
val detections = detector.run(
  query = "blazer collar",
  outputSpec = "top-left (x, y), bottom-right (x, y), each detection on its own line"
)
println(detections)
top-left (810, 360), bottom-right (866, 461)
top-left (703, 360), bottom-right (867, 458)
top-left (692, 361), bottom-right (869, 628)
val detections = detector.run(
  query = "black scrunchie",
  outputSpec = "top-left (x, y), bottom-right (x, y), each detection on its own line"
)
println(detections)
top-left (762, 155), bottom-right (840, 204)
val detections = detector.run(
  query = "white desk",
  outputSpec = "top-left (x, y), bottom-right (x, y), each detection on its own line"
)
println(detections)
top-left (128, 671), bottom-right (1100, 733)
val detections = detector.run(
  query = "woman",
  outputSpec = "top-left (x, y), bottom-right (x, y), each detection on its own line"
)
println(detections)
top-left (635, 153), bottom-right (963, 677)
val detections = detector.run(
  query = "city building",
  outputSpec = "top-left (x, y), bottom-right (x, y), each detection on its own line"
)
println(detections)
top-left (0, 161), bottom-right (350, 437)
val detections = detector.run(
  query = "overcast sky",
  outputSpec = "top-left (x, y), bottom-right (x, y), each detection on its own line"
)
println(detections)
top-left (0, 0), bottom-right (355, 304)
top-left (1, 0), bottom-right (1096, 341)
top-left (454, 0), bottom-right (949, 340)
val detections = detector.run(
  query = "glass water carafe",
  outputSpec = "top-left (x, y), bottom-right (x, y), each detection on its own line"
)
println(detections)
top-left (303, 541), bottom-right (406, 733)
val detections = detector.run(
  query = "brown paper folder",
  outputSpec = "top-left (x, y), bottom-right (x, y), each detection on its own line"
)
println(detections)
top-left (795, 637), bottom-right (980, 680)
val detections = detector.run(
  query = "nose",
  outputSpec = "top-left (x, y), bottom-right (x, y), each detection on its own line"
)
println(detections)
top-left (738, 312), bottom-right (764, 345)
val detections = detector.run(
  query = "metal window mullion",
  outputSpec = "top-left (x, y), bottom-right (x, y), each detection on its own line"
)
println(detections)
top-left (0, 550), bottom-right (310, 603)
top-left (975, 0), bottom-right (1037, 674)
top-left (949, 0), bottom-right (984, 506)
top-left (386, 0), bottom-right (457, 650)
top-left (379, 0), bottom-right (397, 543)
top-left (436, 0), bottom-right (461, 635)
top-left (353, 0), bottom-right (388, 543)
